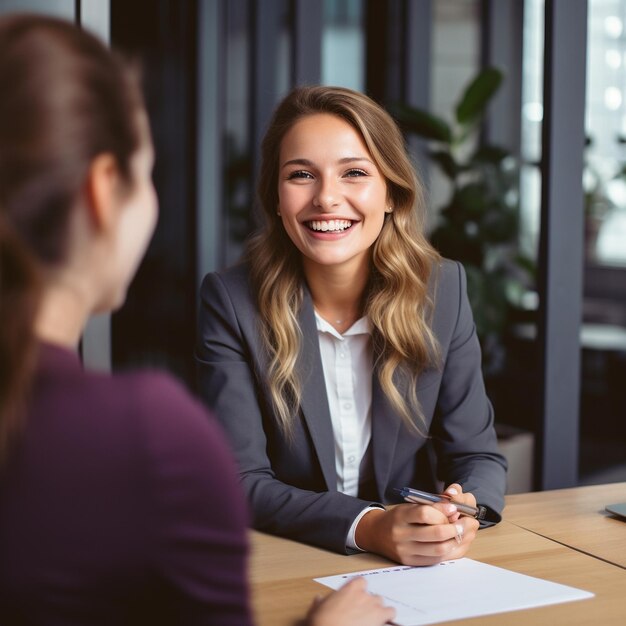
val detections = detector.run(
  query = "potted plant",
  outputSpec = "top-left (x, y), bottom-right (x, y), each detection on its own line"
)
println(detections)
top-left (392, 67), bottom-right (534, 373)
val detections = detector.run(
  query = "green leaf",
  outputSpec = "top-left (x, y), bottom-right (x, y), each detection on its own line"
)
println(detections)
top-left (455, 67), bottom-right (503, 126)
top-left (391, 103), bottom-right (452, 143)
top-left (430, 150), bottom-right (460, 179)
top-left (454, 183), bottom-right (489, 218)
top-left (514, 253), bottom-right (537, 278)
top-left (472, 145), bottom-right (510, 164)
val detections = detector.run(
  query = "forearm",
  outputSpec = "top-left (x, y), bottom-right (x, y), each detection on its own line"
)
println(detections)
top-left (244, 474), bottom-right (380, 553)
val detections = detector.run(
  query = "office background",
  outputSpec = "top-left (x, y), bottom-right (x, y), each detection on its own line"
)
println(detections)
top-left (2, 0), bottom-right (625, 492)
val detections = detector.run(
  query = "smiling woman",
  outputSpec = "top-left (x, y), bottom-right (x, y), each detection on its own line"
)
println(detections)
top-left (277, 113), bottom-right (389, 287)
top-left (196, 85), bottom-right (507, 566)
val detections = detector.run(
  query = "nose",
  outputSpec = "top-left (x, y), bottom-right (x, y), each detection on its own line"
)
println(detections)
top-left (313, 176), bottom-right (341, 211)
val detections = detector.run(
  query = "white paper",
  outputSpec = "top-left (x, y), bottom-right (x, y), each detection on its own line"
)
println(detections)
top-left (314, 558), bottom-right (593, 625)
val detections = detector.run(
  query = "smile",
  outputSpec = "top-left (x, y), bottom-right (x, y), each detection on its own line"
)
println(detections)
top-left (306, 219), bottom-right (353, 232)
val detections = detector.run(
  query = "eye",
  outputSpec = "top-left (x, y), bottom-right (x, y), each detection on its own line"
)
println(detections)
top-left (344, 168), bottom-right (368, 178)
top-left (287, 170), bottom-right (314, 180)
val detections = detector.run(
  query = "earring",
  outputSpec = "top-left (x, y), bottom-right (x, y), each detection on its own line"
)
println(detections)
top-left (277, 211), bottom-right (281, 216)
top-left (386, 206), bottom-right (393, 213)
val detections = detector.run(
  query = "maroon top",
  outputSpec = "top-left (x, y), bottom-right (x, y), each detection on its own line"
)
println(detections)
top-left (0, 343), bottom-right (253, 625)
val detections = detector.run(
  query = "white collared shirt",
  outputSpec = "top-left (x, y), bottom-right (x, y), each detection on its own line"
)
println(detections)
top-left (314, 312), bottom-right (382, 550)
top-left (314, 311), bottom-right (373, 497)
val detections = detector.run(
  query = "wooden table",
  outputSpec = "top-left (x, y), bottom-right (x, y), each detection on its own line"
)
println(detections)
top-left (249, 519), bottom-right (626, 625)
top-left (505, 482), bottom-right (626, 568)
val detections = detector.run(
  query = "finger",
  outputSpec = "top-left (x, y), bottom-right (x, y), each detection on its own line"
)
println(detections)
top-left (340, 576), bottom-right (367, 593)
top-left (401, 535), bottom-right (460, 558)
top-left (444, 483), bottom-right (463, 497)
top-left (309, 594), bottom-right (325, 609)
top-left (444, 484), bottom-right (478, 508)
top-left (429, 500), bottom-right (458, 519)
top-left (447, 532), bottom-right (477, 559)
top-left (402, 522), bottom-right (475, 560)
top-left (454, 522), bottom-right (464, 544)
top-left (450, 519), bottom-right (479, 549)
top-left (382, 605), bottom-right (397, 622)
top-left (397, 502), bottom-right (452, 525)
top-left (404, 520), bottom-right (466, 544)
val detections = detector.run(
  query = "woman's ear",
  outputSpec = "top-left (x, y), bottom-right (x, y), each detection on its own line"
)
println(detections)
top-left (84, 153), bottom-right (123, 233)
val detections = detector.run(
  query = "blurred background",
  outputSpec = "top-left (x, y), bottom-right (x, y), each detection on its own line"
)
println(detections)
top-left (2, 0), bottom-right (625, 493)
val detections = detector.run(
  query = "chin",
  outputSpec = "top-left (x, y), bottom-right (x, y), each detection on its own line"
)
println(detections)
top-left (111, 291), bottom-right (128, 312)
top-left (94, 290), bottom-right (127, 315)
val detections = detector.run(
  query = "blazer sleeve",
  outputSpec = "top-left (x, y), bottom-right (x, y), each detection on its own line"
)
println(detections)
top-left (136, 373), bottom-right (253, 626)
top-left (430, 262), bottom-right (507, 522)
top-left (196, 271), bottom-right (377, 554)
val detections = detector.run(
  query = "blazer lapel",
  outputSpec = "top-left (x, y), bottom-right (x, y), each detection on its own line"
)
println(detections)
top-left (297, 289), bottom-right (337, 492)
top-left (371, 368), bottom-right (404, 500)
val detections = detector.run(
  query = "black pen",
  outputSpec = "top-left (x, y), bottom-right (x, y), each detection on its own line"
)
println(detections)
top-left (394, 487), bottom-right (489, 520)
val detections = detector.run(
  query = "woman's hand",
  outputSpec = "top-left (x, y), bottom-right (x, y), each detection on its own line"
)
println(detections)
top-left (306, 577), bottom-right (395, 626)
top-left (442, 483), bottom-right (477, 523)
top-left (354, 483), bottom-right (480, 565)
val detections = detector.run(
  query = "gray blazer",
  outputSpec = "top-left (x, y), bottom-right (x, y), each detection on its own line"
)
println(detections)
top-left (196, 260), bottom-right (507, 554)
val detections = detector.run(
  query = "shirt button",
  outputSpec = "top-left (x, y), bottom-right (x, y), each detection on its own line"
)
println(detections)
top-left (343, 402), bottom-right (352, 410)
top-left (339, 352), bottom-right (345, 358)
top-left (348, 455), bottom-right (356, 463)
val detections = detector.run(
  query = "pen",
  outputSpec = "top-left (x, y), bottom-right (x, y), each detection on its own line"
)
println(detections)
top-left (394, 487), bottom-right (489, 521)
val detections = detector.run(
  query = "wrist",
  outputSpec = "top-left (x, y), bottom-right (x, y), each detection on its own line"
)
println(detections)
top-left (354, 507), bottom-right (386, 553)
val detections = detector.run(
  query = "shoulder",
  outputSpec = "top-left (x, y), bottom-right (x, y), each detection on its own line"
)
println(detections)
top-left (200, 262), bottom-right (252, 299)
top-left (33, 362), bottom-right (244, 514)
top-left (429, 258), bottom-right (465, 307)
top-left (198, 262), bottom-right (259, 326)
top-left (120, 368), bottom-right (248, 514)
top-left (73, 368), bottom-right (239, 487)
top-left (427, 258), bottom-right (471, 344)
top-left (36, 360), bottom-right (211, 448)
top-left (122, 371), bottom-right (236, 471)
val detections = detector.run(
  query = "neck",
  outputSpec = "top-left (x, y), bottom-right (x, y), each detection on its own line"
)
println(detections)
top-left (303, 259), bottom-right (370, 329)
top-left (35, 279), bottom-right (92, 349)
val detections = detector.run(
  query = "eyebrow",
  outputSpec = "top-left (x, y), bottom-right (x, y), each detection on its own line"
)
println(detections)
top-left (281, 156), bottom-right (374, 169)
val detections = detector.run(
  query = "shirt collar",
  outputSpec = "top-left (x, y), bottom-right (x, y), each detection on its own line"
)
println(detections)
top-left (313, 311), bottom-right (372, 340)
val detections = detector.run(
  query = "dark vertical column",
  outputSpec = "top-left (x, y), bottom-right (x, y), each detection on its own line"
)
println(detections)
top-left (250, 0), bottom-right (283, 178)
top-left (365, 0), bottom-right (432, 175)
top-left (403, 0), bottom-right (432, 178)
top-left (196, 0), bottom-right (224, 276)
top-left (481, 0), bottom-right (524, 155)
top-left (366, 0), bottom-right (431, 104)
top-left (292, 0), bottom-right (322, 86)
top-left (365, 0), bottom-right (389, 103)
top-left (537, 0), bottom-right (587, 489)
top-left (384, 0), bottom-right (404, 103)
top-left (110, 0), bottom-right (199, 385)
top-left (403, 0), bottom-right (431, 110)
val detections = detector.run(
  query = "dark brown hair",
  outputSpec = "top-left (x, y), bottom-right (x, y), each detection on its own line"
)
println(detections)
top-left (0, 14), bottom-right (144, 460)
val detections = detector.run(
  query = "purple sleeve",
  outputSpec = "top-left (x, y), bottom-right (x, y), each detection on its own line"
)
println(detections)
top-left (133, 373), bottom-right (253, 626)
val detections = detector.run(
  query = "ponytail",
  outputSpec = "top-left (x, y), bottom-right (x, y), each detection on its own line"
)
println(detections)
top-left (0, 14), bottom-right (145, 462)
top-left (0, 213), bottom-right (41, 462)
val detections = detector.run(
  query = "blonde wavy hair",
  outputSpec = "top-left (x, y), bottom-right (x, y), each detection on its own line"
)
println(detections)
top-left (245, 85), bottom-right (441, 437)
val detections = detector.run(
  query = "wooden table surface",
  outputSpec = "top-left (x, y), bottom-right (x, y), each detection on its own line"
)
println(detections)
top-left (249, 518), bottom-right (626, 625)
top-left (504, 482), bottom-right (626, 568)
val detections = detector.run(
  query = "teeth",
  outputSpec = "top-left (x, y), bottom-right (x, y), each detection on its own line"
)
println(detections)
top-left (308, 219), bottom-right (352, 232)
